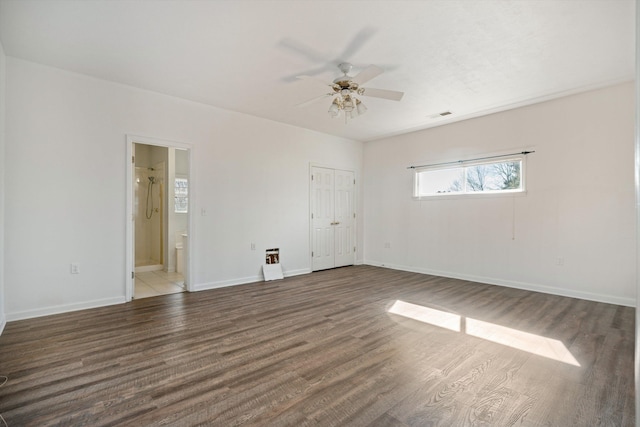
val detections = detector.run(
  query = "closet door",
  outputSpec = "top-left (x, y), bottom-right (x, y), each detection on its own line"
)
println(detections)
top-left (311, 167), bottom-right (355, 271)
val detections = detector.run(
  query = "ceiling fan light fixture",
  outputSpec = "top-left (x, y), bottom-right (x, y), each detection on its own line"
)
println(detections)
top-left (356, 99), bottom-right (367, 115)
top-left (343, 97), bottom-right (354, 112)
top-left (326, 95), bottom-right (366, 120)
top-left (328, 100), bottom-right (340, 117)
top-left (297, 63), bottom-right (402, 122)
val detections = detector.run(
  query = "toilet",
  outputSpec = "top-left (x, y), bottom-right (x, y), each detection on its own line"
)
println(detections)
top-left (175, 231), bottom-right (186, 274)
top-left (176, 246), bottom-right (183, 274)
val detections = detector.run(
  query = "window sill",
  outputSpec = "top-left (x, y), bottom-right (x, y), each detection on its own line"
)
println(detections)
top-left (413, 190), bottom-right (527, 201)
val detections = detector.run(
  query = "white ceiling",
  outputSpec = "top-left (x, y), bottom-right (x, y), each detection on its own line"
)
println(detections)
top-left (0, 0), bottom-right (635, 142)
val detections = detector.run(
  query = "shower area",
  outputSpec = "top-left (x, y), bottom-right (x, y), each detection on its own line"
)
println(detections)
top-left (131, 142), bottom-right (189, 300)
top-left (135, 163), bottom-right (165, 271)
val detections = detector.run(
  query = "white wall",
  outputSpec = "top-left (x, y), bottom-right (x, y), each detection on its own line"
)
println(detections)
top-left (0, 40), bottom-right (6, 332)
top-left (363, 82), bottom-right (635, 306)
top-left (4, 58), bottom-right (363, 320)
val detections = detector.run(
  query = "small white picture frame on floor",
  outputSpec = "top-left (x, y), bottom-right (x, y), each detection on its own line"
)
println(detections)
top-left (263, 263), bottom-right (284, 281)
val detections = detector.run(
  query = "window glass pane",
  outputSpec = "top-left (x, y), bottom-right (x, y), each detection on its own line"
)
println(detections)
top-left (492, 160), bottom-right (521, 190)
top-left (414, 158), bottom-right (523, 197)
top-left (175, 177), bottom-right (188, 213)
top-left (417, 167), bottom-right (464, 196)
top-left (466, 164), bottom-right (503, 191)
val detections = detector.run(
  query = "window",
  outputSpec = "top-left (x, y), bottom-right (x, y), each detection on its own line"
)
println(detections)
top-left (414, 157), bottom-right (524, 198)
top-left (174, 177), bottom-right (188, 213)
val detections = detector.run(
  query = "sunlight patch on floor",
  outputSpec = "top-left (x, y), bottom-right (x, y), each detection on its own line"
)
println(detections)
top-left (388, 300), bottom-right (580, 366)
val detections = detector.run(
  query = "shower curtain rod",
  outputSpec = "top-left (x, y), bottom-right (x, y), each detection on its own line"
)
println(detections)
top-left (407, 150), bottom-right (535, 170)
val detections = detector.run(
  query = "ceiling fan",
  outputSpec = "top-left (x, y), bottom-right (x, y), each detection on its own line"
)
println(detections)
top-left (296, 62), bottom-right (404, 121)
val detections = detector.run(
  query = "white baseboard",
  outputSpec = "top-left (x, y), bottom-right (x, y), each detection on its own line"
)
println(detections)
top-left (5, 268), bottom-right (314, 321)
top-left (7, 297), bottom-right (127, 322)
top-left (135, 264), bottom-right (163, 273)
top-left (364, 260), bottom-right (636, 307)
top-left (194, 275), bottom-right (262, 292)
top-left (0, 313), bottom-right (6, 336)
top-left (284, 268), bottom-right (313, 278)
top-left (193, 267), bottom-right (312, 292)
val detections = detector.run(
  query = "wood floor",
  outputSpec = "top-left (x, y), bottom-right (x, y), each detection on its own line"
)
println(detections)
top-left (0, 265), bottom-right (634, 426)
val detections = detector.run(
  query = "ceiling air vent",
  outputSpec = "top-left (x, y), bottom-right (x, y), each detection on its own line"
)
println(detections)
top-left (428, 111), bottom-right (453, 119)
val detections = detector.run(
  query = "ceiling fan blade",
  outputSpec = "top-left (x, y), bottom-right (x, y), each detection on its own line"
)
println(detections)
top-left (352, 65), bottom-right (384, 85)
top-left (295, 93), bottom-right (332, 108)
top-left (278, 38), bottom-right (329, 64)
top-left (360, 87), bottom-right (404, 101)
top-left (338, 27), bottom-right (377, 61)
top-left (281, 65), bottom-right (330, 82)
top-left (296, 75), bottom-right (332, 89)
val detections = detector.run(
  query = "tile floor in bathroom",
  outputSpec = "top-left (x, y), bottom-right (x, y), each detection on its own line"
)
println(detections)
top-left (134, 270), bottom-right (185, 299)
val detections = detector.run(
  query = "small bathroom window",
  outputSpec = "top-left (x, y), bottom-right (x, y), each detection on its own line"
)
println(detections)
top-left (175, 177), bottom-right (188, 213)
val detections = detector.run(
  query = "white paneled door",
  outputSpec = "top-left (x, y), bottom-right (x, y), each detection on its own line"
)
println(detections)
top-left (311, 167), bottom-right (355, 271)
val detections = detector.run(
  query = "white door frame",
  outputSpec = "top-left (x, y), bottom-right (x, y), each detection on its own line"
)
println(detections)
top-left (125, 134), bottom-right (194, 301)
top-left (309, 164), bottom-right (356, 271)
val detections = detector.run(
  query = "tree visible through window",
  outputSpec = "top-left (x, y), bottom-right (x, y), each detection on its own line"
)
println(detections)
top-left (414, 158), bottom-right (524, 197)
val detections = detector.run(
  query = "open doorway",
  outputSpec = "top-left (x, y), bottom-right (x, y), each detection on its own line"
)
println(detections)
top-left (126, 136), bottom-right (192, 301)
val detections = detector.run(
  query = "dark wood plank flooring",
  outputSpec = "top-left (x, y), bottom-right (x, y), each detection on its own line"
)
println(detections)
top-left (0, 265), bottom-right (634, 426)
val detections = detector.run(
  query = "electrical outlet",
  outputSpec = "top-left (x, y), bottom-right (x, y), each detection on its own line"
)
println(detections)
top-left (251, 243), bottom-right (256, 250)
top-left (201, 208), bottom-right (207, 216)
top-left (384, 242), bottom-right (391, 249)
top-left (556, 257), bottom-right (564, 266)
top-left (70, 263), bottom-right (80, 274)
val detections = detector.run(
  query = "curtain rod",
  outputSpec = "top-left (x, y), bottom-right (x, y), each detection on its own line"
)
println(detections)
top-left (407, 151), bottom-right (535, 170)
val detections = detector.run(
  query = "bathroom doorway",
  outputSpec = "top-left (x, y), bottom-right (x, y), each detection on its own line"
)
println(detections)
top-left (126, 136), bottom-right (191, 301)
